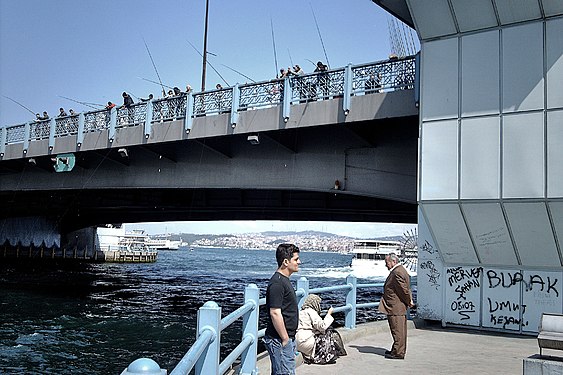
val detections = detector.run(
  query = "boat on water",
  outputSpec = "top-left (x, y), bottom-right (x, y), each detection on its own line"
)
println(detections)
top-left (96, 227), bottom-right (157, 263)
top-left (145, 235), bottom-right (182, 251)
top-left (350, 239), bottom-right (417, 277)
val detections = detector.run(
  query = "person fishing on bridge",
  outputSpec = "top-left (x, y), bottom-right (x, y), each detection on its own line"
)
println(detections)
top-left (58, 107), bottom-right (68, 117)
top-left (140, 93), bottom-right (154, 102)
top-left (122, 92), bottom-right (135, 125)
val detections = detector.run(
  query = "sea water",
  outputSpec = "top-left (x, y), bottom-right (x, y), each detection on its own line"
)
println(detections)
top-left (0, 247), bottom-right (400, 374)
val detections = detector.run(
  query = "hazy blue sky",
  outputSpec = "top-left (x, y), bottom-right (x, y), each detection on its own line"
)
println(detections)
top-left (1, 0), bottom-right (417, 238)
top-left (0, 0), bottom-right (409, 125)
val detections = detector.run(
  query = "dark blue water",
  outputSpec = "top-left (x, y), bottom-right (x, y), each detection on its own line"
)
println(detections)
top-left (0, 248), bottom-right (392, 374)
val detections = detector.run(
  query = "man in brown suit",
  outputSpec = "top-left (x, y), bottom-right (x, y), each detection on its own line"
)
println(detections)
top-left (378, 253), bottom-right (415, 359)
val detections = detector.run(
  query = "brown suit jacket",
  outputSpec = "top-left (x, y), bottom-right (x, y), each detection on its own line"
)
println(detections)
top-left (378, 264), bottom-right (412, 316)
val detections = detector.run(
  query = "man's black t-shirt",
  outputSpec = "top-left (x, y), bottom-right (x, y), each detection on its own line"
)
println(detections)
top-left (265, 272), bottom-right (298, 339)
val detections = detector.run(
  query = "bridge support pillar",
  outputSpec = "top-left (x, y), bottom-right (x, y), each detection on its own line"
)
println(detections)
top-left (23, 121), bottom-right (30, 155)
top-left (76, 113), bottom-right (85, 147)
top-left (230, 84), bottom-right (240, 128)
top-left (282, 78), bottom-right (292, 122)
top-left (108, 107), bottom-right (117, 142)
top-left (48, 118), bottom-right (56, 152)
top-left (185, 93), bottom-right (194, 134)
top-left (343, 63), bottom-right (352, 115)
top-left (144, 100), bottom-right (153, 139)
top-left (0, 126), bottom-right (6, 157)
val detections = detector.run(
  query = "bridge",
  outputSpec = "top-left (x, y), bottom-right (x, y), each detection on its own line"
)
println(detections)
top-left (0, 57), bottom-right (418, 239)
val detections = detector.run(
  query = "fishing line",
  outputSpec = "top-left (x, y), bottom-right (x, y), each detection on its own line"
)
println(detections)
top-left (143, 37), bottom-right (166, 97)
top-left (186, 40), bottom-right (229, 86)
top-left (310, 3), bottom-right (330, 68)
top-left (270, 17), bottom-right (279, 77)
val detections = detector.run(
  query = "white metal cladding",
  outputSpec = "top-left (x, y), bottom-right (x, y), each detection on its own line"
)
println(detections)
top-left (422, 203), bottom-right (477, 264)
top-left (421, 38), bottom-right (458, 121)
top-left (502, 23), bottom-right (544, 113)
top-left (547, 18), bottom-right (563, 109)
top-left (502, 112), bottom-right (544, 199)
top-left (461, 202), bottom-right (517, 266)
top-left (548, 110), bottom-right (563, 197)
top-left (408, 0), bottom-right (456, 40)
top-left (461, 30), bottom-right (500, 117)
top-left (504, 202), bottom-right (560, 267)
top-left (495, 0), bottom-right (542, 25)
top-left (420, 120), bottom-right (458, 200)
top-left (460, 116), bottom-right (500, 199)
top-left (522, 270), bottom-right (563, 333)
top-left (550, 202), bottom-right (563, 247)
top-left (450, 0), bottom-right (498, 33)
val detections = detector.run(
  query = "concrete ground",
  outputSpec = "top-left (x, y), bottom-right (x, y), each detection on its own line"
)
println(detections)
top-left (253, 320), bottom-right (543, 375)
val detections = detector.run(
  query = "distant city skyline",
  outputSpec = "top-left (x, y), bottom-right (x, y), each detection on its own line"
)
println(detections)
top-left (124, 220), bottom-right (416, 239)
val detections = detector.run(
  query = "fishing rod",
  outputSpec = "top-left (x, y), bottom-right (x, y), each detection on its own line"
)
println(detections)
top-left (58, 95), bottom-right (103, 110)
top-left (305, 58), bottom-right (317, 68)
top-left (287, 49), bottom-right (294, 68)
top-left (3, 95), bottom-right (36, 116)
top-left (186, 40), bottom-right (229, 87)
top-left (310, 3), bottom-right (330, 68)
top-left (220, 64), bottom-right (256, 83)
top-left (142, 37), bottom-right (166, 97)
top-left (270, 17), bottom-right (279, 77)
top-left (138, 77), bottom-right (175, 90)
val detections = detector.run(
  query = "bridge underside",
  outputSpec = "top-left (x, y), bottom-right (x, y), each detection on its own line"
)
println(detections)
top-left (0, 188), bottom-right (416, 233)
top-left (0, 115), bottom-right (418, 234)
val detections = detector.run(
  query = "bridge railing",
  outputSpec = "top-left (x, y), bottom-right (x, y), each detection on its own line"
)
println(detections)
top-left (152, 94), bottom-right (188, 122)
top-left (124, 275), bottom-right (384, 375)
top-left (116, 102), bottom-right (147, 128)
top-left (55, 115), bottom-right (80, 137)
top-left (2, 56), bottom-right (417, 155)
top-left (84, 109), bottom-right (111, 132)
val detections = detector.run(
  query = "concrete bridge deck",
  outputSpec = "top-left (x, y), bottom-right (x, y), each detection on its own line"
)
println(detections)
top-left (254, 320), bottom-right (541, 374)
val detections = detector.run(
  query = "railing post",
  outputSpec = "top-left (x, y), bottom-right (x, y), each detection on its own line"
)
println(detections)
top-left (345, 275), bottom-right (357, 329)
top-left (343, 64), bottom-right (352, 116)
top-left (23, 121), bottom-right (31, 155)
top-left (48, 118), bottom-right (56, 152)
top-left (230, 84), bottom-right (240, 128)
top-left (185, 93), bottom-right (194, 134)
top-left (0, 127), bottom-right (6, 158)
top-left (76, 113), bottom-right (85, 148)
top-left (108, 107), bottom-right (117, 142)
top-left (240, 284), bottom-right (259, 375)
top-left (297, 277), bottom-right (309, 309)
top-left (195, 301), bottom-right (221, 375)
top-left (282, 78), bottom-right (292, 122)
top-left (144, 100), bottom-right (153, 139)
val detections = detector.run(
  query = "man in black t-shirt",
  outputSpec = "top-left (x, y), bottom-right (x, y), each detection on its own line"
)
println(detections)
top-left (264, 243), bottom-right (301, 375)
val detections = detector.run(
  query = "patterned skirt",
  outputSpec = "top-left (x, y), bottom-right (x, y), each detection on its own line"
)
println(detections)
top-left (309, 328), bottom-right (347, 365)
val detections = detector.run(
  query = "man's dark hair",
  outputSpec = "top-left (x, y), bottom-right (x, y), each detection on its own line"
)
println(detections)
top-left (276, 243), bottom-right (299, 267)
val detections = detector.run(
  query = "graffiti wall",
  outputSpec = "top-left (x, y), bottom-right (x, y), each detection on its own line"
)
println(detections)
top-left (442, 266), bottom-right (562, 333)
top-left (416, 208), bottom-right (444, 320)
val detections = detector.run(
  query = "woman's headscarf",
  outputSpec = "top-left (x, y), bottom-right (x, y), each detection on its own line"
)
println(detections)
top-left (301, 294), bottom-right (322, 314)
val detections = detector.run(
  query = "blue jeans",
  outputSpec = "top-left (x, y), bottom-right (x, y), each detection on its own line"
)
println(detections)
top-left (263, 335), bottom-right (296, 375)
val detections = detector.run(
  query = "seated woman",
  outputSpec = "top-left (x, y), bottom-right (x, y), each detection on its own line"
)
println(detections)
top-left (296, 294), bottom-right (346, 364)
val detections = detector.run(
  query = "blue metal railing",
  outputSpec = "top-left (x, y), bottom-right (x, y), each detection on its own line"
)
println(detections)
top-left (1, 56), bottom-right (416, 157)
top-left (123, 275), bottom-right (384, 375)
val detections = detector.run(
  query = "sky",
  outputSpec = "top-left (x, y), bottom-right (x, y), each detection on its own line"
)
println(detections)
top-left (1, 0), bottom-right (418, 238)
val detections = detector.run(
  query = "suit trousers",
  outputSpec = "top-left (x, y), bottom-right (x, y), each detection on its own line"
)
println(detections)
top-left (387, 315), bottom-right (407, 357)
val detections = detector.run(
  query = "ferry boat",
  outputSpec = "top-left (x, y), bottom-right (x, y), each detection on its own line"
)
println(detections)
top-left (145, 235), bottom-right (181, 251)
top-left (96, 227), bottom-right (157, 262)
top-left (351, 239), bottom-right (417, 277)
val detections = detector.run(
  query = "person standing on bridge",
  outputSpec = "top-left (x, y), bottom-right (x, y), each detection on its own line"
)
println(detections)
top-left (379, 253), bottom-right (415, 360)
top-left (264, 243), bottom-right (301, 375)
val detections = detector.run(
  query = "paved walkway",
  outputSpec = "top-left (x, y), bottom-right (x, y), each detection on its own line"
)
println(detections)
top-left (254, 320), bottom-right (540, 374)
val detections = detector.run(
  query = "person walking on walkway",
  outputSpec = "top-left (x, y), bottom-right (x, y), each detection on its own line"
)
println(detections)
top-left (378, 253), bottom-right (415, 360)
top-left (264, 243), bottom-right (301, 375)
